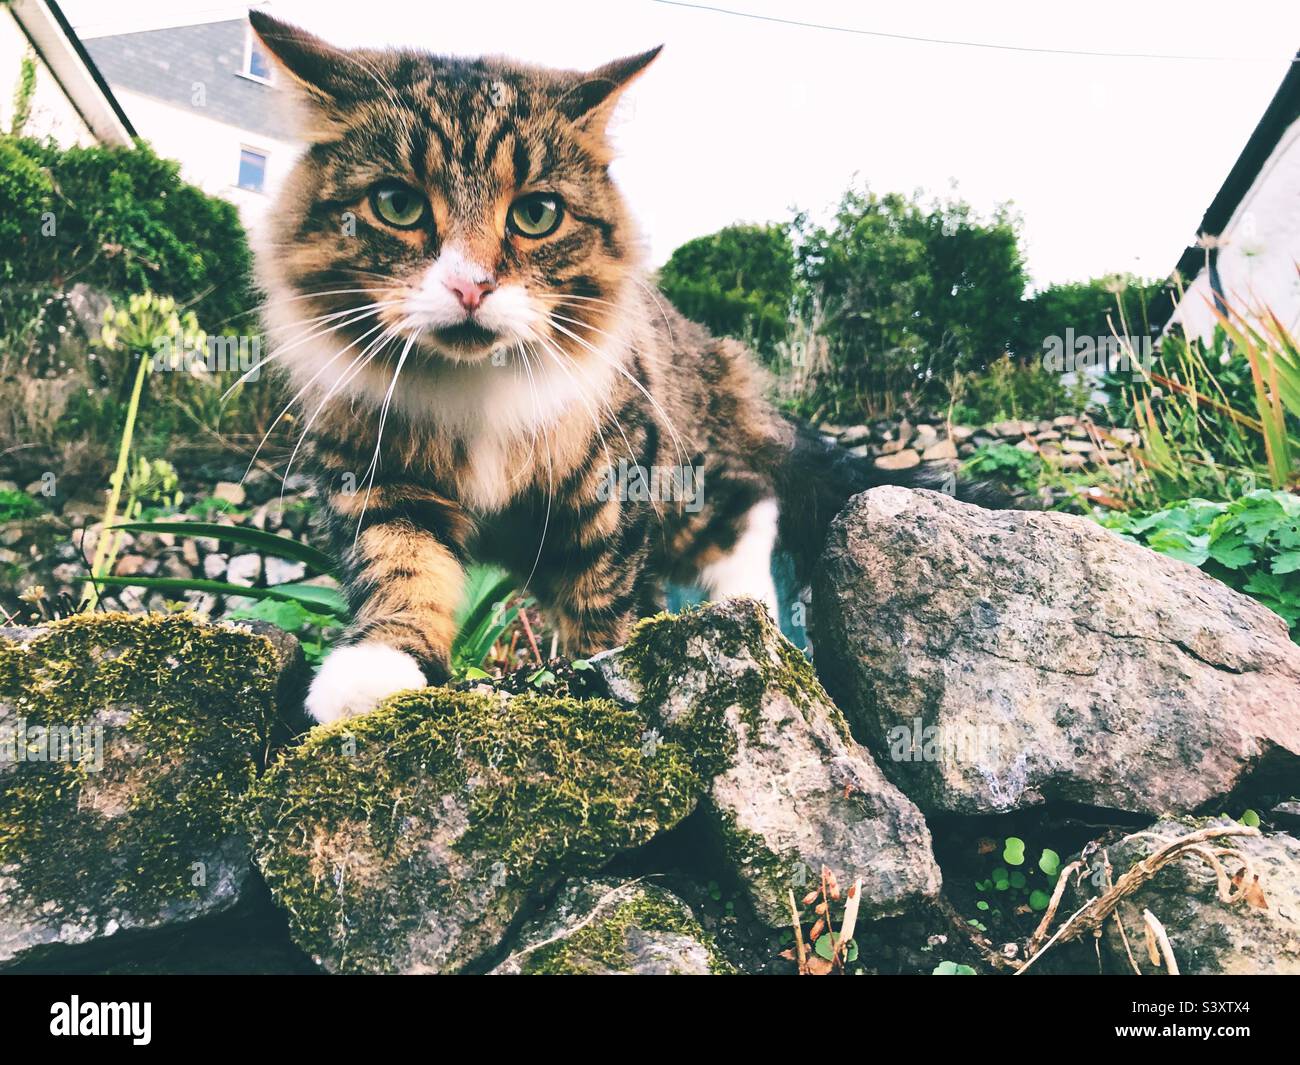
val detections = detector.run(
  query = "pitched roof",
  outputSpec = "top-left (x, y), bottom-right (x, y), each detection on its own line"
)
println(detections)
top-left (1152, 52), bottom-right (1300, 327)
top-left (9, 0), bottom-right (135, 144)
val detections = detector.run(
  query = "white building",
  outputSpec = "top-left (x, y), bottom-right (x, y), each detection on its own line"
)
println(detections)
top-left (1163, 53), bottom-right (1300, 342)
top-left (82, 15), bottom-right (302, 228)
top-left (1, 0), bottom-right (133, 148)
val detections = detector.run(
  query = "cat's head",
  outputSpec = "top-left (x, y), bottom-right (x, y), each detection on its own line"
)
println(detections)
top-left (250, 11), bottom-right (657, 376)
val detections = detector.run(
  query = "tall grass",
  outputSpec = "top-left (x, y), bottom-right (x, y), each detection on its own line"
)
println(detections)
top-left (1112, 280), bottom-right (1300, 510)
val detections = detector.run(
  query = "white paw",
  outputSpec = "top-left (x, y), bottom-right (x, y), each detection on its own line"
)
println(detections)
top-left (305, 642), bottom-right (427, 725)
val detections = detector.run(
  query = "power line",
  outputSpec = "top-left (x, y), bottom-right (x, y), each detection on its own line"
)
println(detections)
top-left (651, 0), bottom-right (1297, 63)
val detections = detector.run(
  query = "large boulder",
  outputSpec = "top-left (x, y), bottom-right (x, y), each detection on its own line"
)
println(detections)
top-left (0, 612), bottom-right (299, 968)
top-left (599, 598), bottom-right (942, 926)
top-left (247, 689), bottom-right (700, 973)
top-left (1062, 818), bottom-right (1300, 975)
top-left (491, 878), bottom-right (730, 975)
top-left (813, 486), bottom-right (1300, 817)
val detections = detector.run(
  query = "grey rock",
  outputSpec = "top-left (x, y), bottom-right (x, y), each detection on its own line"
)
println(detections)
top-left (812, 486), bottom-right (1300, 817)
top-left (491, 879), bottom-right (728, 974)
top-left (1061, 818), bottom-right (1300, 975)
top-left (608, 599), bottom-right (942, 926)
top-left (0, 614), bottom-right (300, 968)
top-left (264, 556), bottom-right (307, 587)
top-left (225, 553), bottom-right (262, 588)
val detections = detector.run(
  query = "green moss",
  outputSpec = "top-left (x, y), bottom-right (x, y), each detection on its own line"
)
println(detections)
top-left (247, 688), bottom-right (703, 972)
top-left (621, 599), bottom-right (851, 777)
top-left (711, 807), bottom-right (798, 908)
top-left (519, 883), bottom-right (734, 975)
top-left (0, 612), bottom-right (281, 918)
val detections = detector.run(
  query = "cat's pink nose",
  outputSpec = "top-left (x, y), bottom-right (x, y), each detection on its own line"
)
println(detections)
top-left (444, 274), bottom-right (496, 311)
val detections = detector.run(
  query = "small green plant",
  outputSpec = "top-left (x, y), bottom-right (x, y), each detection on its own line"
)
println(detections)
top-left (1114, 284), bottom-right (1300, 509)
top-left (228, 596), bottom-right (341, 667)
top-left (83, 295), bottom-right (205, 605)
top-left (973, 837), bottom-right (1062, 922)
top-left (0, 488), bottom-right (44, 522)
top-left (932, 960), bottom-right (977, 975)
top-left (1097, 489), bottom-right (1300, 636)
top-left (961, 443), bottom-right (1044, 492)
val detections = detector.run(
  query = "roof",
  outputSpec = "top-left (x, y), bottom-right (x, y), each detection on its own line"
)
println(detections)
top-left (1152, 51), bottom-right (1300, 328)
top-left (9, 0), bottom-right (135, 144)
top-left (84, 17), bottom-right (298, 143)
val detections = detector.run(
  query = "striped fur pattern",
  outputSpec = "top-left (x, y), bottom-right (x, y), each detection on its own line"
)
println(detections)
top-left (250, 14), bottom-right (792, 722)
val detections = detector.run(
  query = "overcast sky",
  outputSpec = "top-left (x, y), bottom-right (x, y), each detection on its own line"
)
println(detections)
top-left (64, 0), bottom-right (1300, 290)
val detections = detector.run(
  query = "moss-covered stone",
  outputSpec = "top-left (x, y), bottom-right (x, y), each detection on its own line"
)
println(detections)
top-left (247, 688), bottom-right (702, 973)
top-left (615, 598), bottom-right (942, 926)
top-left (0, 612), bottom-right (290, 967)
top-left (492, 878), bottom-right (734, 975)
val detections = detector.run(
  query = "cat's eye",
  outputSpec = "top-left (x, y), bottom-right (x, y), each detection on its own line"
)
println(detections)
top-left (508, 193), bottom-right (563, 238)
top-left (371, 183), bottom-right (428, 229)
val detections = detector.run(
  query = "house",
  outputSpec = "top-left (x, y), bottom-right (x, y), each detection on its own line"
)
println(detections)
top-left (81, 14), bottom-right (302, 227)
top-left (1, 0), bottom-right (134, 147)
top-left (1158, 51), bottom-right (1300, 341)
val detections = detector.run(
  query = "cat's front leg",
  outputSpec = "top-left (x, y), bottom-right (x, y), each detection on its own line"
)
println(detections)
top-left (307, 511), bottom-right (467, 725)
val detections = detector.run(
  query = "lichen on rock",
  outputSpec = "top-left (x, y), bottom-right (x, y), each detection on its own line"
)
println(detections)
top-left (0, 612), bottom-right (290, 967)
top-left (247, 687), bottom-right (701, 973)
top-left (611, 598), bottom-right (942, 927)
top-left (492, 878), bottom-right (733, 975)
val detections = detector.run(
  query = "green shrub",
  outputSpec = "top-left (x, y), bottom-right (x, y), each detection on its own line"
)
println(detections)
top-left (0, 134), bottom-right (256, 330)
top-left (960, 443), bottom-right (1044, 492)
top-left (948, 353), bottom-right (1088, 425)
top-left (1097, 490), bottom-right (1300, 637)
top-left (658, 224), bottom-right (794, 361)
top-left (0, 488), bottom-right (44, 522)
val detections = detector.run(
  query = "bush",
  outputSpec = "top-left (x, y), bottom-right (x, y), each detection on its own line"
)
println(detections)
top-left (793, 187), bottom-right (1028, 416)
top-left (0, 135), bottom-right (256, 330)
top-left (948, 354), bottom-right (1089, 425)
top-left (658, 224), bottom-right (794, 361)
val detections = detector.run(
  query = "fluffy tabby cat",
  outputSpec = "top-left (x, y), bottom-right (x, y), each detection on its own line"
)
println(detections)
top-left (249, 12), bottom-right (981, 724)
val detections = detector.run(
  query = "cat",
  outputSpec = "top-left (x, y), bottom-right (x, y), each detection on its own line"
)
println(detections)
top-left (248, 12), bottom-right (985, 724)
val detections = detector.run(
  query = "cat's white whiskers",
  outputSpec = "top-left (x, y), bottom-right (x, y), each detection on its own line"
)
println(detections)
top-left (280, 318), bottom-right (408, 497)
top-left (221, 301), bottom-right (400, 402)
top-left (354, 322), bottom-right (420, 544)
top-left (546, 315), bottom-right (692, 473)
top-left (514, 341), bottom-right (555, 597)
top-left (242, 317), bottom-right (393, 482)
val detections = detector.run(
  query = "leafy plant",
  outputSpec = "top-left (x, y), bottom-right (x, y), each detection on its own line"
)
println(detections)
top-left (449, 565), bottom-right (529, 678)
top-left (932, 961), bottom-right (977, 975)
top-left (961, 443), bottom-right (1044, 492)
top-left (1096, 490), bottom-right (1300, 636)
top-left (82, 295), bottom-right (202, 605)
top-left (1113, 286), bottom-right (1300, 510)
top-left (973, 836), bottom-right (1062, 921)
top-left (0, 488), bottom-right (44, 522)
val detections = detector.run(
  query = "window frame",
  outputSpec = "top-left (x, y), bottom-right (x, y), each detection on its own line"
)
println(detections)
top-left (235, 145), bottom-right (270, 194)
top-left (239, 26), bottom-right (275, 85)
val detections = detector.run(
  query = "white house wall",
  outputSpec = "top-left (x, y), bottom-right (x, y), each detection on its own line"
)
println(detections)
top-left (1, 10), bottom-right (95, 147)
top-left (112, 86), bottom-right (300, 228)
top-left (1170, 115), bottom-right (1300, 342)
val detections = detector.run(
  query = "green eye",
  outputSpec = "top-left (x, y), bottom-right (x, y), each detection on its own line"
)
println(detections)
top-left (371, 183), bottom-right (428, 228)
top-left (509, 193), bottom-right (562, 238)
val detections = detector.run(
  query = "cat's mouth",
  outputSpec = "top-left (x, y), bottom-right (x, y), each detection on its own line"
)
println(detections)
top-left (419, 320), bottom-right (506, 360)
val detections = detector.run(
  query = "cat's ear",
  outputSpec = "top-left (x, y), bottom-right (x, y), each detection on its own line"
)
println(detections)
top-left (559, 46), bottom-right (662, 131)
top-left (248, 11), bottom-right (359, 134)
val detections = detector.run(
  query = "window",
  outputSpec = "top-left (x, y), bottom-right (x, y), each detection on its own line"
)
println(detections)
top-left (243, 28), bottom-right (273, 82)
top-left (237, 148), bottom-right (268, 193)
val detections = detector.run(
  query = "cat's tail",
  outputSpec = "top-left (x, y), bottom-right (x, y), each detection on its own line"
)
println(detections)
top-left (768, 416), bottom-right (1019, 583)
